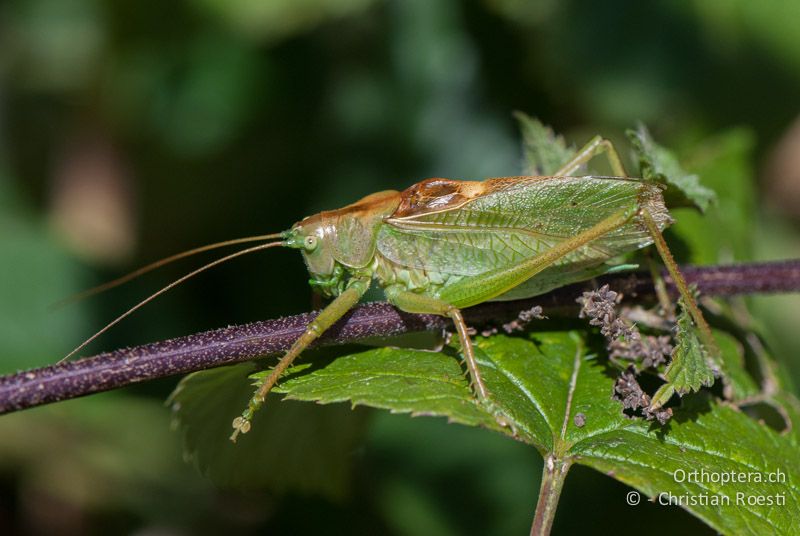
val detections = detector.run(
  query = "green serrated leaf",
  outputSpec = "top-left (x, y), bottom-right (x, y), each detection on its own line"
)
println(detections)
top-left (168, 362), bottom-right (367, 499)
top-left (714, 331), bottom-right (761, 401)
top-left (513, 112), bottom-right (576, 175)
top-left (666, 129), bottom-right (756, 264)
top-left (628, 126), bottom-right (717, 212)
top-left (652, 306), bottom-right (716, 408)
top-left (273, 346), bottom-right (501, 431)
top-left (273, 331), bottom-right (799, 535)
top-left (574, 393), bottom-right (800, 535)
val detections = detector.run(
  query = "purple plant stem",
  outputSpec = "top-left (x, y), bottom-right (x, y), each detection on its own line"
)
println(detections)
top-left (1, 260), bottom-right (799, 415)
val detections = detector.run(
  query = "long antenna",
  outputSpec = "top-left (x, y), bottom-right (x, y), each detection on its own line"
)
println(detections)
top-left (58, 240), bottom-right (285, 363)
top-left (53, 233), bottom-right (285, 308)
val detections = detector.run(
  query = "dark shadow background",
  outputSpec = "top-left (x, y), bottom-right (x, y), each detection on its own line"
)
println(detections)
top-left (1, 0), bottom-right (798, 534)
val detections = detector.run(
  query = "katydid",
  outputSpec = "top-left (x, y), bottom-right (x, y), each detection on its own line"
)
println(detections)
top-left (62, 135), bottom-right (717, 442)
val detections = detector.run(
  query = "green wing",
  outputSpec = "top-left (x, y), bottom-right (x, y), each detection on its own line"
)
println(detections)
top-left (377, 176), bottom-right (669, 283)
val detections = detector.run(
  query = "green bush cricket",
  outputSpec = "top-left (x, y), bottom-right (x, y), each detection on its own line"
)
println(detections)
top-left (62, 135), bottom-right (717, 442)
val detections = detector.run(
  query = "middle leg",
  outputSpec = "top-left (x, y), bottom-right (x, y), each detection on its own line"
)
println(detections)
top-left (384, 286), bottom-right (490, 402)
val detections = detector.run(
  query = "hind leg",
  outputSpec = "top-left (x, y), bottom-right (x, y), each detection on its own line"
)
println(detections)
top-left (554, 136), bottom-right (628, 177)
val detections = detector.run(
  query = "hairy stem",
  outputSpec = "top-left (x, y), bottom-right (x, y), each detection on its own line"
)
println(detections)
top-left (1, 260), bottom-right (799, 415)
top-left (531, 456), bottom-right (572, 536)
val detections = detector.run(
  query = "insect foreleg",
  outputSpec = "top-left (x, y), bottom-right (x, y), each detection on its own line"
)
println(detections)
top-left (555, 135), bottom-right (627, 177)
top-left (384, 287), bottom-right (490, 402)
top-left (230, 276), bottom-right (370, 442)
top-left (639, 208), bottom-right (720, 357)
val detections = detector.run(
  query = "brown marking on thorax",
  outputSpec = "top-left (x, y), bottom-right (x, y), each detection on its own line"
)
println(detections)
top-left (392, 178), bottom-right (489, 218)
top-left (391, 177), bottom-right (546, 219)
top-left (301, 190), bottom-right (402, 227)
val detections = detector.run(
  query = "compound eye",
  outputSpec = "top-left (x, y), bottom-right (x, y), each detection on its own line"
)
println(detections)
top-left (304, 235), bottom-right (318, 251)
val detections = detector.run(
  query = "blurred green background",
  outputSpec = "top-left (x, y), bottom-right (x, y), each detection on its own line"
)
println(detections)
top-left (1, 0), bottom-right (799, 534)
